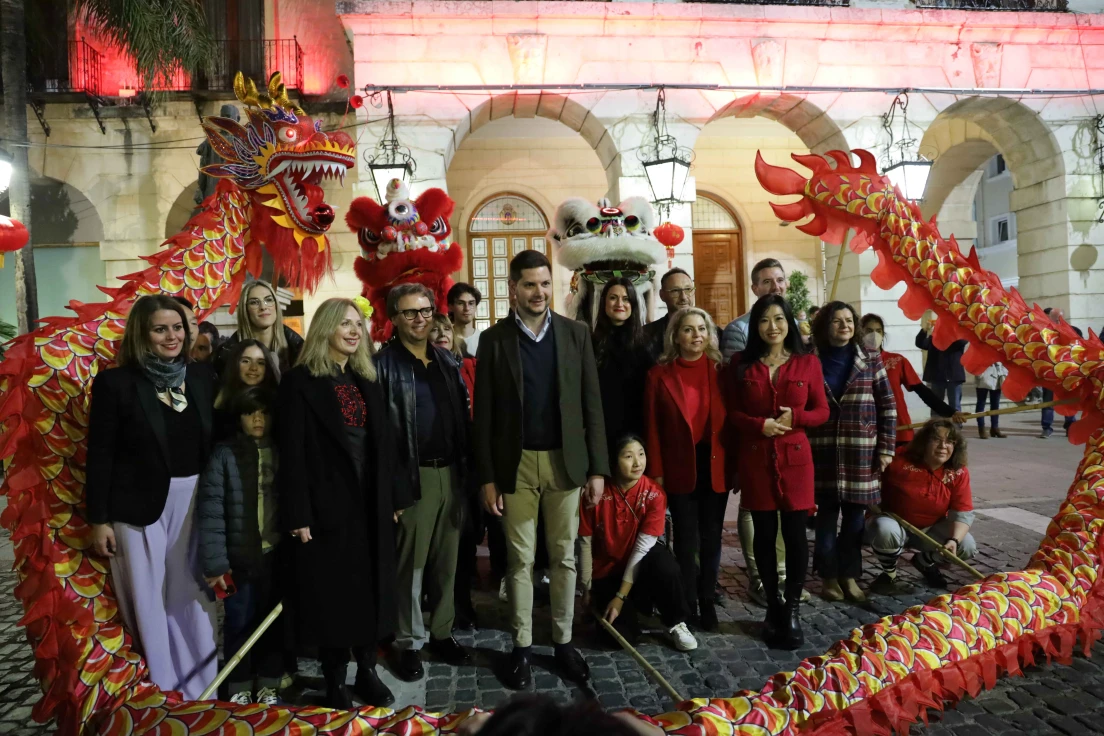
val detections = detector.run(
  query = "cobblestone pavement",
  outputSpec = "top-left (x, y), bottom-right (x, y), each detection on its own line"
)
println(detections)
top-left (0, 417), bottom-right (1101, 734)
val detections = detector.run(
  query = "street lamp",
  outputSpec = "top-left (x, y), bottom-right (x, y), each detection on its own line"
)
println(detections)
top-left (0, 148), bottom-right (12, 195)
top-left (638, 88), bottom-right (693, 220)
top-left (880, 93), bottom-right (930, 203)
top-left (365, 91), bottom-right (416, 204)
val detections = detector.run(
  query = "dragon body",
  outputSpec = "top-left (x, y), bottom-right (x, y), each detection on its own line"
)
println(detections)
top-left (2, 101), bottom-right (1103, 734)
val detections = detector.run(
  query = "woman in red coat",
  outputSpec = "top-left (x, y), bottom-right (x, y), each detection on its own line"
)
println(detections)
top-left (723, 294), bottom-right (829, 649)
top-left (644, 307), bottom-right (727, 631)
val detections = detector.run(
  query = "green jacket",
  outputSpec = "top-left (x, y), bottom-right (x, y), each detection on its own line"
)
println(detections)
top-left (474, 311), bottom-right (609, 493)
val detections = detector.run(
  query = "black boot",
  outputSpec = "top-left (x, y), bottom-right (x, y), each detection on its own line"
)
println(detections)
top-left (323, 665), bottom-right (352, 709)
top-left (762, 595), bottom-right (784, 647)
top-left (352, 665), bottom-right (395, 707)
top-left (779, 599), bottom-right (804, 651)
top-left (698, 596), bottom-right (718, 633)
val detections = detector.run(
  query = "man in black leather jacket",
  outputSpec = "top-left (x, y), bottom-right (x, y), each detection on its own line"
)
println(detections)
top-left (375, 283), bottom-right (473, 681)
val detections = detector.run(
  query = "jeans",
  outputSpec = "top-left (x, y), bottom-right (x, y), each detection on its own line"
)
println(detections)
top-left (930, 381), bottom-right (963, 413)
top-left (667, 444), bottom-right (730, 612)
top-left (813, 498), bottom-right (866, 580)
top-left (223, 551), bottom-right (284, 693)
top-left (1041, 389), bottom-right (1075, 432)
top-left (975, 388), bottom-right (1001, 429)
top-left (749, 510), bottom-right (809, 602)
top-left (865, 513), bottom-right (977, 572)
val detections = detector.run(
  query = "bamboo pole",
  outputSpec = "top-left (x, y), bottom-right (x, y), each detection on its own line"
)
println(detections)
top-left (200, 602), bottom-right (284, 700)
top-left (828, 243), bottom-right (847, 303)
top-left (595, 613), bottom-right (684, 704)
top-left (871, 506), bottom-right (986, 581)
top-left (897, 398), bottom-right (1077, 431)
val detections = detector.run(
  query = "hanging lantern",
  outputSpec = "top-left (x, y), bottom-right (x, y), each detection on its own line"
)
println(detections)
top-left (0, 215), bottom-right (29, 268)
top-left (654, 222), bottom-right (684, 268)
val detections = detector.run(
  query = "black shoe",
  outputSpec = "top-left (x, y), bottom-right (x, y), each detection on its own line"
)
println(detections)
top-left (428, 636), bottom-right (471, 666)
top-left (454, 605), bottom-right (478, 631)
top-left (871, 572), bottom-right (914, 596)
top-left (502, 647), bottom-right (532, 690)
top-left (392, 648), bottom-right (424, 682)
top-left (323, 667), bottom-right (353, 709)
top-left (554, 643), bottom-right (590, 682)
top-left (698, 598), bottom-right (719, 633)
top-left (779, 599), bottom-right (804, 650)
top-left (911, 555), bottom-right (949, 588)
top-left (351, 666), bottom-right (395, 707)
top-left (762, 595), bottom-right (784, 646)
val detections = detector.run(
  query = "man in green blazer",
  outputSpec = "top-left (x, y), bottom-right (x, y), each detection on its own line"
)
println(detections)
top-left (475, 249), bottom-right (608, 690)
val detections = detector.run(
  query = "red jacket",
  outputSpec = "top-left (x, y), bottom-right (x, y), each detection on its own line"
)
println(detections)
top-left (460, 357), bottom-right (476, 419)
top-left (722, 354), bottom-right (830, 512)
top-left (643, 358), bottom-right (727, 495)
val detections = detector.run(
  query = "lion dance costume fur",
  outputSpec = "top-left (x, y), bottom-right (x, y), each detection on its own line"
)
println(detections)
top-left (348, 179), bottom-right (463, 342)
top-left (2, 117), bottom-right (1104, 732)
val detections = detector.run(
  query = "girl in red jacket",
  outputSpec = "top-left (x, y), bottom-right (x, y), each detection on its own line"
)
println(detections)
top-left (723, 294), bottom-right (829, 649)
top-left (644, 307), bottom-right (727, 631)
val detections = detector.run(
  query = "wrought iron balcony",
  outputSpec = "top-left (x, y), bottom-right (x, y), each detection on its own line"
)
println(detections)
top-left (24, 39), bottom-right (104, 98)
top-left (157, 38), bottom-right (304, 93)
top-left (914, 0), bottom-right (1066, 9)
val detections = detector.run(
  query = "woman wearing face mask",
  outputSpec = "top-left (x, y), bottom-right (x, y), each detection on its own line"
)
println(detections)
top-left (276, 298), bottom-right (410, 709)
top-left (860, 314), bottom-right (962, 447)
top-left (213, 339), bottom-right (281, 442)
top-left (593, 277), bottom-right (654, 464)
top-left (807, 301), bottom-right (897, 604)
top-left (643, 307), bottom-right (727, 631)
top-left (579, 435), bottom-right (697, 652)
top-left (213, 280), bottom-right (304, 377)
top-left (722, 294), bottom-right (828, 649)
top-left (85, 294), bottom-right (218, 699)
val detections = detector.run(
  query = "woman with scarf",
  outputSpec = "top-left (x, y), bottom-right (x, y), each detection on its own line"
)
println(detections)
top-left (86, 294), bottom-right (218, 699)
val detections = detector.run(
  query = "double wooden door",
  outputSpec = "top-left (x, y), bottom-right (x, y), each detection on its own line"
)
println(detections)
top-left (692, 230), bottom-right (744, 328)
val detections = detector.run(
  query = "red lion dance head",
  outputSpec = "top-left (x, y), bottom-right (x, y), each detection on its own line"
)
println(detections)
top-left (347, 179), bottom-right (463, 342)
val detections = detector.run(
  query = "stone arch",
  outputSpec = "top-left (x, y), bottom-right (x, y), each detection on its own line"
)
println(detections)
top-left (707, 94), bottom-right (850, 154)
top-left (165, 180), bottom-right (201, 239)
top-left (918, 97), bottom-right (1067, 304)
top-left (446, 93), bottom-right (622, 196)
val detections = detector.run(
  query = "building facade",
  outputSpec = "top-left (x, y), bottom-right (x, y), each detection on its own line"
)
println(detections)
top-left (3, 0), bottom-right (1103, 373)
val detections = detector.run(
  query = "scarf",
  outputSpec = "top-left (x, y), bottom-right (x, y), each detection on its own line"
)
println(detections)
top-left (143, 356), bottom-right (189, 412)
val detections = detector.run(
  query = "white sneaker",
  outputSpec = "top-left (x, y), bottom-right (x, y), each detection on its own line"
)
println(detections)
top-left (498, 578), bottom-right (508, 602)
top-left (668, 622), bottom-right (698, 652)
top-left (255, 687), bottom-right (279, 706)
top-left (228, 690), bottom-right (252, 705)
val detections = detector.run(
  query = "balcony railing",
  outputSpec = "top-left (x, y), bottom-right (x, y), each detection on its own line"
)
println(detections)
top-left (157, 38), bottom-right (304, 93)
top-left (914, 0), bottom-right (1066, 9)
top-left (22, 39), bottom-right (104, 98)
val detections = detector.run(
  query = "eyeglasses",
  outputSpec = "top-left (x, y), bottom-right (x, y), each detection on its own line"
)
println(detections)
top-left (664, 287), bottom-right (695, 297)
top-left (399, 307), bottom-right (435, 321)
top-left (247, 296), bottom-right (277, 309)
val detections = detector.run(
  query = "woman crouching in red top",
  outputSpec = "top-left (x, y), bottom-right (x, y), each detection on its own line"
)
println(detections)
top-left (723, 294), bottom-right (829, 650)
top-left (866, 418), bottom-right (975, 595)
top-left (643, 307), bottom-right (727, 632)
top-left (580, 435), bottom-right (698, 653)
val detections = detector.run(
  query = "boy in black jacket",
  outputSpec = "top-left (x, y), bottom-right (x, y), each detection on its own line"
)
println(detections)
top-left (197, 387), bottom-right (283, 705)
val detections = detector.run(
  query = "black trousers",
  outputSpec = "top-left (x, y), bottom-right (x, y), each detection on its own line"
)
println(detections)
top-left (319, 644), bottom-right (376, 676)
top-left (223, 551), bottom-right (284, 691)
top-left (666, 444), bottom-right (730, 611)
top-left (749, 510), bottom-right (809, 602)
top-left (591, 544), bottom-right (689, 631)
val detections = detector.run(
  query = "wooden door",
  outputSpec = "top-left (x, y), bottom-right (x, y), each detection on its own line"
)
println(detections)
top-left (692, 231), bottom-right (743, 328)
top-left (466, 232), bottom-right (550, 330)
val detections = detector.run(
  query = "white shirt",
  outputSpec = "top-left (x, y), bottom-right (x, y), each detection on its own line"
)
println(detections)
top-left (514, 309), bottom-right (552, 343)
top-left (459, 327), bottom-right (482, 358)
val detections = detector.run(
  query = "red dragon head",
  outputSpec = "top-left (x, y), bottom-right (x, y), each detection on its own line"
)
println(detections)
top-left (347, 179), bottom-right (462, 341)
top-left (200, 72), bottom-right (356, 292)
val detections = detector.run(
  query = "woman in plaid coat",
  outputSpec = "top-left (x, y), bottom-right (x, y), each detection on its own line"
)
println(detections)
top-left (808, 302), bottom-right (896, 604)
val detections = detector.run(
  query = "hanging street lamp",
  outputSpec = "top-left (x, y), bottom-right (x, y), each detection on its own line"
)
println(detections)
top-left (638, 88), bottom-right (694, 221)
top-left (880, 92), bottom-right (931, 203)
top-left (365, 91), bottom-right (417, 204)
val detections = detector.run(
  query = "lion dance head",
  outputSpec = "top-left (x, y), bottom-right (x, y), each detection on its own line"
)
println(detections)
top-left (347, 179), bottom-right (463, 342)
top-left (550, 196), bottom-right (666, 326)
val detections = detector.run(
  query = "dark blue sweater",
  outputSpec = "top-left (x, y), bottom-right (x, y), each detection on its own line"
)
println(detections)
top-left (519, 326), bottom-right (561, 450)
top-left (821, 344), bottom-right (853, 400)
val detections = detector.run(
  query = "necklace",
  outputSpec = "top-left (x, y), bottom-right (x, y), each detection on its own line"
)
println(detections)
top-left (761, 351), bottom-right (790, 368)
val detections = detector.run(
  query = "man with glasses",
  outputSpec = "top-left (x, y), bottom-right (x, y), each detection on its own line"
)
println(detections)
top-left (447, 283), bottom-right (483, 358)
top-left (375, 283), bottom-right (473, 681)
top-left (643, 268), bottom-right (698, 361)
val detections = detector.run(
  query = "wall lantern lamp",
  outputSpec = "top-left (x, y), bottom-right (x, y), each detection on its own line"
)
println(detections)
top-left (638, 88), bottom-right (693, 220)
top-left (365, 91), bottom-right (417, 204)
top-left (881, 92), bottom-right (931, 203)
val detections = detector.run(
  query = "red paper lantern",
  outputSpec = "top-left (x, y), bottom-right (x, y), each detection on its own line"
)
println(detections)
top-left (349, 95), bottom-right (364, 110)
top-left (0, 215), bottom-right (29, 267)
top-left (654, 222), bottom-right (684, 268)
top-left (336, 74), bottom-right (350, 89)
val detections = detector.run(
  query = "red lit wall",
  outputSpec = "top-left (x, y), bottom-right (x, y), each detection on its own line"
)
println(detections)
top-left (272, 0), bottom-right (353, 96)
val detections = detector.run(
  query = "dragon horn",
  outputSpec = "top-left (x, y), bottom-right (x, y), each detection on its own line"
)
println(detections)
top-left (267, 71), bottom-right (305, 115)
top-left (233, 72), bottom-right (262, 108)
top-left (754, 151), bottom-right (807, 196)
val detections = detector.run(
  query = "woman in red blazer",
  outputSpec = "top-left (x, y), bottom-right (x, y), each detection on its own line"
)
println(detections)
top-left (644, 307), bottom-right (727, 632)
top-left (723, 294), bottom-right (829, 650)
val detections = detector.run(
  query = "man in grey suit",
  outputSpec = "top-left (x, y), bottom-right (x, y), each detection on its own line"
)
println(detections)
top-left (475, 249), bottom-right (609, 690)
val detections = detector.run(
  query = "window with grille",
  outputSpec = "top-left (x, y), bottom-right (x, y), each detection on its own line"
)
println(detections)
top-left (691, 196), bottom-right (739, 231)
top-left (470, 196), bottom-right (548, 233)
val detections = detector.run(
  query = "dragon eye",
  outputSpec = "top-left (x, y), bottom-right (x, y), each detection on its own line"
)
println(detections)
top-left (586, 217), bottom-right (601, 233)
top-left (565, 222), bottom-right (586, 238)
top-left (358, 228), bottom-right (381, 248)
top-left (277, 127), bottom-right (299, 143)
top-left (624, 215), bottom-right (640, 231)
top-left (429, 216), bottom-right (448, 235)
